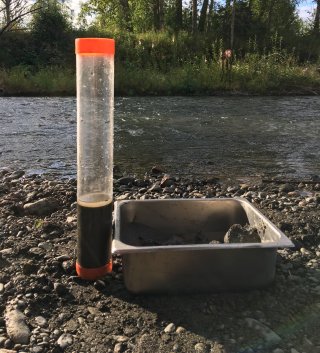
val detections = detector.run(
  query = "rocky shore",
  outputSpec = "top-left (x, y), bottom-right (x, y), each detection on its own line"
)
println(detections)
top-left (0, 168), bottom-right (319, 353)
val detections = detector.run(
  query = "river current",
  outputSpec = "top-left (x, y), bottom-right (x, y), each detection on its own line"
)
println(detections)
top-left (0, 96), bottom-right (319, 181)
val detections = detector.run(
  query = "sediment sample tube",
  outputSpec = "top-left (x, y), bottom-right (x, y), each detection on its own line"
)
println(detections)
top-left (75, 38), bottom-right (115, 280)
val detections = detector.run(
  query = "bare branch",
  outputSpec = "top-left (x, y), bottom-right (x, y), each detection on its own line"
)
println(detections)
top-left (0, 6), bottom-right (41, 36)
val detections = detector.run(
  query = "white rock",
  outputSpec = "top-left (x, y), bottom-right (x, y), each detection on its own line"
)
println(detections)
top-left (35, 316), bottom-right (47, 328)
top-left (176, 326), bottom-right (186, 334)
top-left (300, 248), bottom-right (310, 255)
top-left (66, 216), bottom-right (76, 223)
top-left (114, 335), bottom-right (129, 343)
top-left (0, 349), bottom-right (17, 353)
top-left (57, 333), bottom-right (73, 349)
top-left (0, 283), bottom-right (4, 293)
top-left (290, 349), bottom-right (300, 353)
top-left (245, 318), bottom-right (281, 346)
top-left (116, 193), bottom-right (131, 201)
top-left (4, 308), bottom-right (30, 344)
top-left (272, 349), bottom-right (284, 353)
top-left (38, 242), bottom-right (52, 251)
top-left (194, 342), bottom-right (207, 352)
top-left (114, 343), bottom-right (123, 353)
top-left (0, 248), bottom-right (13, 256)
top-left (164, 323), bottom-right (176, 333)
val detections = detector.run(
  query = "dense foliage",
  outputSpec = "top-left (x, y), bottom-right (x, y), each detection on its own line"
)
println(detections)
top-left (0, 0), bottom-right (319, 95)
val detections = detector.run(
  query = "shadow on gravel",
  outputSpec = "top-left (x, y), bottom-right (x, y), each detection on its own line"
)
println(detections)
top-left (107, 259), bottom-right (320, 352)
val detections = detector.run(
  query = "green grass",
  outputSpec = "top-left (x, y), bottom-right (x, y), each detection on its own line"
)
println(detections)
top-left (1, 58), bottom-right (320, 96)
top-left (0, 66), bottom-right (76, 96)
top-left (116, 59), bottom-right (320, 96)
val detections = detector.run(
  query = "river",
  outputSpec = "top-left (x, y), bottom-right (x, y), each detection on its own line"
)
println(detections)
top-left (0, 96), bottom-right (319, 181)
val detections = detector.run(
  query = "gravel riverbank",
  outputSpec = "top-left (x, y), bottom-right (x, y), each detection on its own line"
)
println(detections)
top-left (0, 168), bottom-right (319, 353)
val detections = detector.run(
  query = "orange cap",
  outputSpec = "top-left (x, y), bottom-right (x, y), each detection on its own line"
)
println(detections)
top-left (76, 261), bottom-right (112, 280)
top-left (75, 38), bottom-right (115, 55)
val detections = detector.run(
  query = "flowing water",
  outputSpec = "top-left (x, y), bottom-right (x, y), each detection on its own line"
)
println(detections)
top-left (0, 96), bottom-right (319, 181)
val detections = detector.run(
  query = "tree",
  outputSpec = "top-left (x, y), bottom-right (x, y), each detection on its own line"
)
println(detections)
top-left (0, 0), bottom-right (41, 36)
top-left (314, 0), bottom-right (320, 33)
top-left (153, 0), bottom-right (164, 30)
top-left (192, 0), bottom-right (197, 33)
top-left (118, 0), bottom-right (132, 30)
top-left (175, 0), bottom-right (182, 31)
top-left (31, 0), bottom-right (72, 65)
top-left (198, 0), bottom-right (209, 32)
top-left (206, 0), bottom-right (214, 32)
top-left (230, 0), bottom-right (236, 49)
top-left (79, 0), bottom-right (132, 30)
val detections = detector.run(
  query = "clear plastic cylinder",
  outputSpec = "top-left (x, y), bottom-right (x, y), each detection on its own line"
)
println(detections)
top-left (75, 38), bottom-right (115, 280)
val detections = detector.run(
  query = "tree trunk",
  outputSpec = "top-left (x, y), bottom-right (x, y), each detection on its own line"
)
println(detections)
top-left (153, 0), bottom-right (160, 30)
top-left (230, 0), bottom-right (236, 49)
top-left (198, 0), bottom-right (209, 32)
top-left (206, 0), bottom-right (214, 32)
top-left (159, 0), bottom-right (164, 30)
top-left (192, 0), bottom-right (197, 34)
top-left (153, 0), bottom-right (164, 31)
top-left (5, 0), bottom-right (12, 24)
top-left (119, 0), bottom-right (132, 31)
top-left (175, 0), bottom-right (182, 31)
top-left (266, 0), bottom-right (276, 35)
top-left (314, 0), bottom-right (320, 33)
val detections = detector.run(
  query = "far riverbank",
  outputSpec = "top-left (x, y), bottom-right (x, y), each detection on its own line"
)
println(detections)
top-left (1, 63), bottom-right (319, 97)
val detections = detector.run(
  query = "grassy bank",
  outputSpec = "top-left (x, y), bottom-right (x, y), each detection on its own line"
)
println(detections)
top-left (1, 60), bottom-right (320, 96)
top-left (0, 66), bottom-right (76, 96)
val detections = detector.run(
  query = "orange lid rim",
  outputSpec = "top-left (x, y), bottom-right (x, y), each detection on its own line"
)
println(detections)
top-left (75, 38), bottom-right (115, 55)
top-left (76, 261), bottom-right (113, 280)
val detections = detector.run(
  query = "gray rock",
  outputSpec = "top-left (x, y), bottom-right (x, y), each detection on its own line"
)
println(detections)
top-left (117, 176), bottom-right (135, 185)
top-left (23, 197), bottom-right (59, 216)
top-left (8, 170), bottom-right (25, 180)
top-left (57, 333), bottom-right (73, 349)
top-left (3, 341), bottom-right (11, 349)
top-left (160, 174), bottom-right (175, 187)
top-left (151, 165), bottom-right (164, 174)
top-left (224, 224), bottom-right (261, 243)
top-left (22, 262), bottom-right (39, 276)
top-left (0, 337), bottom-right (6, 346)
top-left (148, 183), bottom-right (162, 193)
top-left (245, 318), bottom-right (281, 346)
top-left (53, 282), bottom-right (68, 296)
top-left (4, 308), bottom-right (30, 344)
top-left (279, 183), bottom-right (294, 193)
top-left (0, 283), bottom-right (4, 293)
